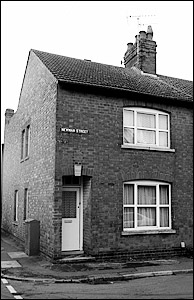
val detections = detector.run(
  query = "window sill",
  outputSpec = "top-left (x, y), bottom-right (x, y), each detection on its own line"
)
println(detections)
top-left (121, 145), bottom-right (175, 152)
top-left (12, 222), bottom-right (19, 226)
top-left (122, 229), bottom-right (176, 235)
top-left (20, 156), bottom-right (29, 163)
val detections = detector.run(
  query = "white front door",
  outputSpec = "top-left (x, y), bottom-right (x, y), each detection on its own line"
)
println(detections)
top-left (62, 188), bottom-right (80, 251)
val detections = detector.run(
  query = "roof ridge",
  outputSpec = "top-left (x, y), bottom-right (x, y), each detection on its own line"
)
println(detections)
top-left (31, 49), bottom-right (124, 70)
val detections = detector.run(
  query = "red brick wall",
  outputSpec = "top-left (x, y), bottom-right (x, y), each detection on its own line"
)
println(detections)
top-left (55, 85), bottom-right (193, 256)
top-left (2, 51), bottom-right (57, 257)
top-left (83, 176), bottom-right (92, 253)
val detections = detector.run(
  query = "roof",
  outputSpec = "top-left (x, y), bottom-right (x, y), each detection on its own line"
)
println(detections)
top-left (32, 49), bottom-right (193, 102)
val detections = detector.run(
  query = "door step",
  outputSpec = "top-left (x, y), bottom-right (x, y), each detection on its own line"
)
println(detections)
top-left (59, 256), bottom-right (95, 263)
top-left (58, 251), bottom-right (95, 263)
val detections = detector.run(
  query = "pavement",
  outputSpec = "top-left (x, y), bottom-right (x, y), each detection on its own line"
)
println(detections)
top-left (1, 230), bottom-right (193, 284)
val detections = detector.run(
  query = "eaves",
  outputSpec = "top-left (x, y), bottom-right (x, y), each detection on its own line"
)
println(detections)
top-left (58, 79), bottom-right (193, 108)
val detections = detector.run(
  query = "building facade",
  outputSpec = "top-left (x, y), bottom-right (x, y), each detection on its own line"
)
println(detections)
top-left (2, 27), bottom-right (193, 259)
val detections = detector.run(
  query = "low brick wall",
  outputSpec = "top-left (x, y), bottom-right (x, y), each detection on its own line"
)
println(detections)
top-left (93, 247), bottom-right (191, 262)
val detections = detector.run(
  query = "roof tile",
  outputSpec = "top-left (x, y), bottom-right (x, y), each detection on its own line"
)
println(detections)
top-left (32, 49), bottom-right (193, 102)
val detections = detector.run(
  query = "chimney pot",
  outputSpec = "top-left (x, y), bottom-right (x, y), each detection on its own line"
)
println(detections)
top-left (127, 42), bottom-right (133, 51)
top-left (5, 109), bottom-right (14, 125)
top-left (146, 25), bottom-right (153, 40)
top-left (147, 25), bottom-right (153, 34)
top-left (135, 34), bottom-right (140, 44)
top-left (139, 31), bottom-right (146, 40)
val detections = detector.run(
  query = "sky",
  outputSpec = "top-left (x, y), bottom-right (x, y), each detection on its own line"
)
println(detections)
top-left (1, 1), bottom-right (193, 143)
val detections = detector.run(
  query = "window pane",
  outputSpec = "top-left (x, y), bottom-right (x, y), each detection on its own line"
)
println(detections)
top-left (124, 110), bottom-right (134, 126)
top-left (24, 189), bottom-right (29, 220)
top-left (62, 191), bottom-right (77, 218)
top-left (138, 186), bottom-right (156, 204)
top-left (137, 113), bottom-right (156, 128)
top-left (137, 208), bottom-right (156, 226)
top-left (124, 185), bottom-right (134, 204)
top-left (159, 185), bottom-right (169, 204)
top-left (25, 126), bottom-right (30, 157)
top-left (124, 207), bottom-right (134, 228)
top-left (159, 132), bottom-right (168, 147)
top-left (160, 208), bottom-right (169, 227)
top-left (14, 191), bottom-right (18, 222)
top-left (159, 114), bottom-right (168, 130)
top-left (21, 130), bottom-right (25, 159)
top-left (124, 128), bottom-right (134, 143)
top-left (137, 129), bottom-right (156, 144)
top-left (23, 202), bottom-right (26, 220)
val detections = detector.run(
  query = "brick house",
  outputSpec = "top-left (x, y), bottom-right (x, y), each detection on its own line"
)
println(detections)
top-left (2, 26), bottom-right (193, 260)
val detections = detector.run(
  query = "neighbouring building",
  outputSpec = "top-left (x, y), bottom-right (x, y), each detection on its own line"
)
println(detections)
top-left (2, 26), bottom-right (193, 260)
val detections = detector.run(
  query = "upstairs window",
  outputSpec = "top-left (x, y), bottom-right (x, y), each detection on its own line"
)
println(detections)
top-left (25, 125), bottom-right (30, 157)
top-left (123, 108), bottom-right (170, 148)
top-left (21, 130), bottom-right (25, 159)
top-left (21, 125), bottom-right (30, 160)
top-left (123, 181), bottom-right (171, 231)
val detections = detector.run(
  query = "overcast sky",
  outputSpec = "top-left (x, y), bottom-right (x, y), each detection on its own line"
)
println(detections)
top-left (1, 1), bottom-right (193, 142)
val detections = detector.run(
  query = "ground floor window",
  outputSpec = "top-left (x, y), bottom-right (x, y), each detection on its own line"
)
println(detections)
top-left (14, 190), bottom-right (19, 222)
top-left (23, 188), bottom-right (29, 220)
top-left (123, 181), bottom-right (171, 231)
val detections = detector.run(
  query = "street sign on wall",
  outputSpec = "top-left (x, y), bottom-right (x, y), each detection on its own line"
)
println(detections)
top-left (61, 128), bottom-right (89, 134)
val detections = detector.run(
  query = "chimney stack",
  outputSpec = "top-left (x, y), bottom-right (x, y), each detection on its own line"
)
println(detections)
top-left (5, 109), bottom-right (14, 126)
top-left (124, 25), bottom-right (157, 75)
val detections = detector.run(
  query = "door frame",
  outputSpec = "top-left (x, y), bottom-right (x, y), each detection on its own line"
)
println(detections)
top-left (61, 180), bottom-right (83, 252)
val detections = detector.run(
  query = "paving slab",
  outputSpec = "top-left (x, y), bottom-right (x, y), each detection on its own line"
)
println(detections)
top-left (1, 229), bottom-right (193, 283)
top-left (8, 252), bottom-right (28, 259)
top-left (1, 261), bottom-right (22, 269)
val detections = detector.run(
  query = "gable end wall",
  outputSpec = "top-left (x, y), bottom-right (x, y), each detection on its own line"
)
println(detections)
top-left (2, 51), bottom-right (57, 257)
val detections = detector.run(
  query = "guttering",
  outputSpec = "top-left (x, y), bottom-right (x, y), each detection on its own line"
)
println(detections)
top-left (58, 79), bottom-right (193, 105)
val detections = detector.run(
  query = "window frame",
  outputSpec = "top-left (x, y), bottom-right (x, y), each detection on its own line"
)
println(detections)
top-left (21, 124), bottom-right (30, 161)
top-left (14, 190), bottom-right (19, 222)
top-left (23, 188), bottom-right (29, 221)
top-left (25, 125), bottom-right (30, 158)
top-left (123, 180), bottom-right (172, 232)
top-left (21, 129), bottom-right (25, 160)
top-left (123, 107), bottom-right (170, 149)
